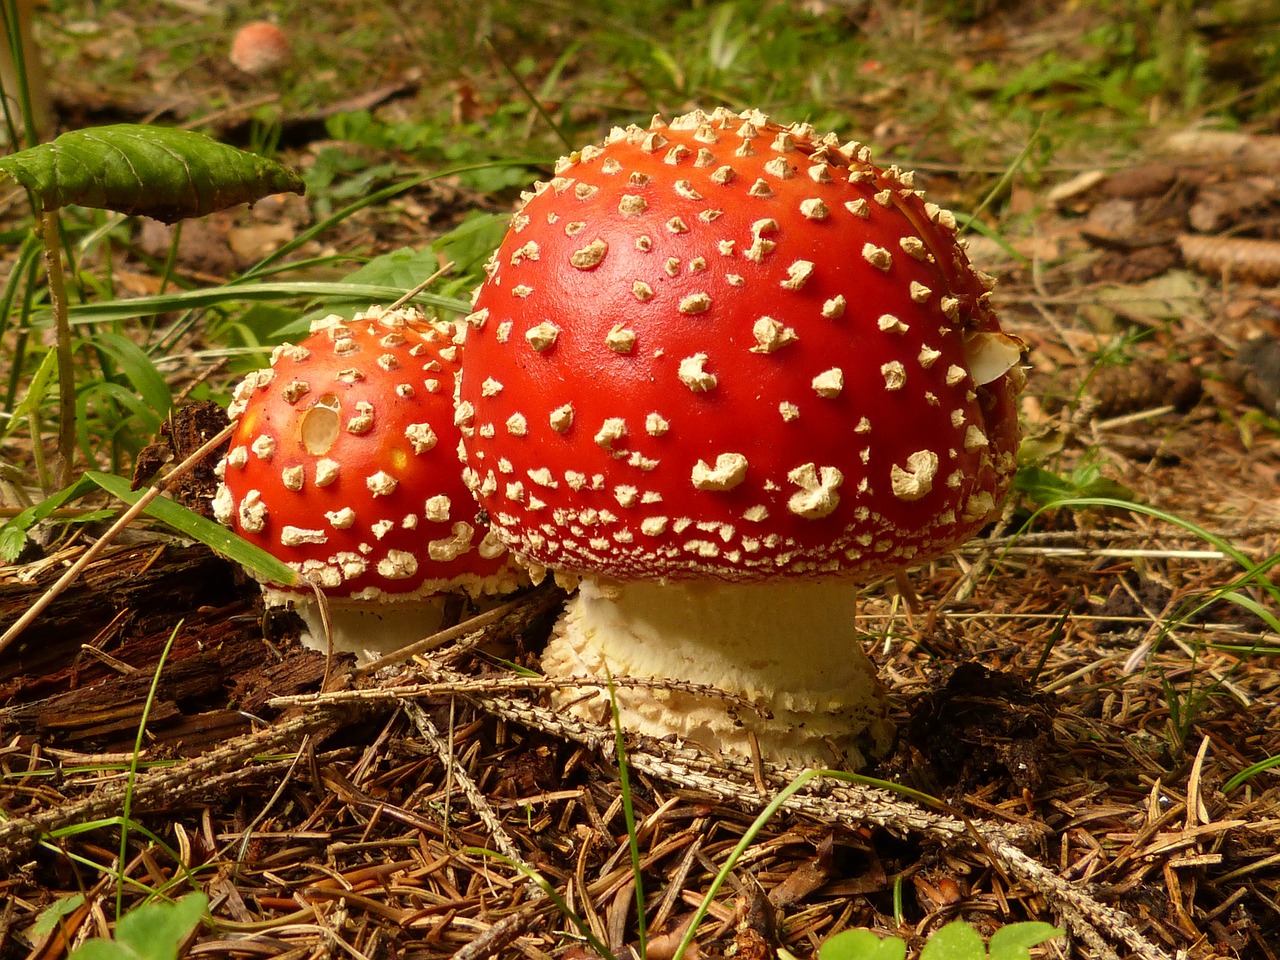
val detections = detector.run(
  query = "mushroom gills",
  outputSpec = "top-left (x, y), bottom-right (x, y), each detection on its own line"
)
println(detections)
top-left (541, 578), bottom-right (893, 768)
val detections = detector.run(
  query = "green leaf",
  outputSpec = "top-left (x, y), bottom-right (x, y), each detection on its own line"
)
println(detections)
top-left (431, 211), bottom-right (511, 277)
top-left (0, 345), bottom-right (58, 442)
top-left (85, 332), bottom-right (174, 418)
top-left (0, 476), bottom-right (96, 562)
top-left (65, 941), bottom-right (138, 960)
top-left (987, 922), bottom-right (1065, 960)
top-left (84, 471), bottom-right (297, 587)
top-left (68, 894), bottom-right (207, 960)
top-left (115, 893), bottom-right (206, 960)
top-left (818, 929), bottom-right (908, 960)
top-left (344, 246), bottom-right (443, 291)
top-left (920, 920), bottom-right (985, 960)
top-left (29, 894), bottom-right (86, 940)
top-left (0, 125), bottom-right (304, 223)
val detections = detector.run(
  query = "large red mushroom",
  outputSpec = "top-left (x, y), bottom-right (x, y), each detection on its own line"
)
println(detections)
top-left (215, 305), bottom-right (523, 659)
top-left (456, 108), bottom-right (1024, 766)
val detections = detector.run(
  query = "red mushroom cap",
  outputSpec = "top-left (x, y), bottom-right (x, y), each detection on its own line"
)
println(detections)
top-left (230, 21), bottom-right (291, 76)
top-left (458, 108), bottom-right (1023, 584)
top-left (215, 306), bottom-right (516, 600)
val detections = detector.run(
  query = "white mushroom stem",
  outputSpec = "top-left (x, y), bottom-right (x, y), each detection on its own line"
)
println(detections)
top-left (264, 587), bottom-right (451, 662)
top-left (541, 578), bottom-right (893, 768)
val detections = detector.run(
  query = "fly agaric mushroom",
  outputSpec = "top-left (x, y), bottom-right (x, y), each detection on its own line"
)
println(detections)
top-left (214, 305), bottom-right (523, 659)
top-left (230, 21), bottom-right (291, 77)
top-left (457, 108), bottom-right (1024, 767)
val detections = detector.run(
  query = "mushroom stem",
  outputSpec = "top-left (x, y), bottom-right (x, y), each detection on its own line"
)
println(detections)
top-left (541, 578), bottom-right (893, 768)
top-left (268, 588), bottom-right (450, 662)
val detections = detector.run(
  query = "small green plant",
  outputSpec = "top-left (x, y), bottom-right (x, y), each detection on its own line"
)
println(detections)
top-left (66, 893), bottom-right (207, 960)
top-left (1013, 460), bottom-right (1135, 508)
top-left (0, 123), bottom-right (302, 486)
top-left (816, 919), bottom-right (1063, 960)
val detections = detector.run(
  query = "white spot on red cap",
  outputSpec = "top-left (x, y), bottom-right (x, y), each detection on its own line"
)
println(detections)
top-left (750, 317), bottom-right (798, 353)
top-left (964, 425), bottom-right (989, 451)
top-left (326, 507), bottom-right (356, 529)
top-left (315, 458), bottom-right (339, 486)
top-left (570, 239), bottom-right (609, 270)
top-left (238, 491), bottom-right (267, 532)
top-left (799, 197), bottom-right (829, 220)
top-left (594, 417), bottom-right (627, 452)
top-left (366, 471), bottom-right (398, 496)
top-left (525, 321), bottom-right (560, 352)
top-left (781, 260), bottom-right (815, 290)
top-left (251, 434), bottom-right (276, 459)
top-left (900, 236), bottom-right (929, 261)
top-left (645, 412), bottom-right (669, 435)
top-left (550, 404), bottom-right (574, 433)
top-left (378, 549), bottom-right (420, 579)
top-left (881, 361), bottom-right (907, 390)
top-left (891, 450), bottom-right (938, 501)
top-left (691, 453), bottom-right (749, 491)
top-left (812, 368), bottom-right (844, 398)
top-left (678, 354), bottom-right (717, 391)
top-left (404, 423), bottom-right (437, 453)
top-left (787, 464), bottom-right (843, 519)
top-left (862, 243), bottom-right (892, 271)
top-left (679, 293), bottom-right (712, 315)
top-left (845, 198), bottom-right (869, 219)
top-left (281, 526), bottom-right (327, 546)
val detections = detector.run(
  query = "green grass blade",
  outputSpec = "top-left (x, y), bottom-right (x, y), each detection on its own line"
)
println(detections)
top-left (84, 471), bottom-right (296, 587)
top-left (117, 622), bottom-right (181, 919)
top-left (51, 282), bottom-right (470, 326)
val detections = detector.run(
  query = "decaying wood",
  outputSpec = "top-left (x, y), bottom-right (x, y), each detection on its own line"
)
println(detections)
top-left (1178, 233), bottom-right (1280, 284)
top-left (1163, 129), bottom-right (1280, 176)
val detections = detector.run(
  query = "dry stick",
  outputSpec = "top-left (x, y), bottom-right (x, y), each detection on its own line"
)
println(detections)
top-left (387, 261), bottom-right (454, 311)
top-left (400, 700), bottom-right (531, 872)
top-left (460, 689), bottom-right (1173, 960)
top-left (0, 711), bottom-right (334, 869)
top-left (0, 421), bottom-right (237, 656)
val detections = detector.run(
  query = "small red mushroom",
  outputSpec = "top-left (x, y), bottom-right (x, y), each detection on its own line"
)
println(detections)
top-left (456, 108), bottom-right (1025, 767)
top-left (229, 21), bottom-right (291, 77)
top-left (215, 306), bottom-right (523, 659)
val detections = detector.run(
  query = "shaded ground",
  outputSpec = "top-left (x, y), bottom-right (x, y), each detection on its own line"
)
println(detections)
top-left (3, 3), bottom-right (1280, 959)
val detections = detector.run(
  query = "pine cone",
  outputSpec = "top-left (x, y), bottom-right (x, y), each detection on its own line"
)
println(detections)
top-left (1089, 358), bottom-right (1202, 419)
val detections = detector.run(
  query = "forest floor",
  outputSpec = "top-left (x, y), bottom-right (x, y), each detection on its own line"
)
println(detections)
top-left (2, 2), bottom-right (1280, 959)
